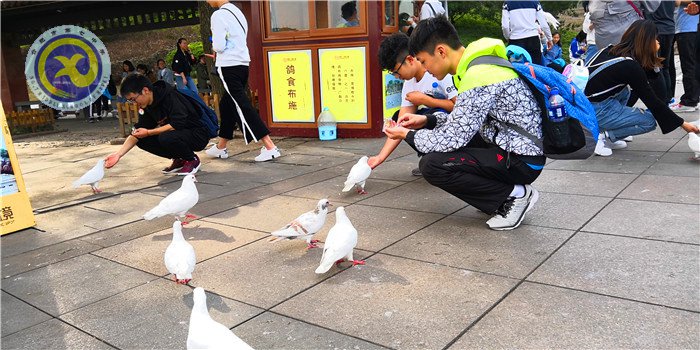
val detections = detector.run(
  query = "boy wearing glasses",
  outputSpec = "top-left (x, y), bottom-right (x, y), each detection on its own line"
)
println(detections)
top-left (368, 32), bottom-right (457, 174)
top-left (104, 74), bottom-right (209, 175)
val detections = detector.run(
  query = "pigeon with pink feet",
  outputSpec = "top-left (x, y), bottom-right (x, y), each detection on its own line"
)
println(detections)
top-left (342, 156), bottom-right (372, 195)
top-left (143, 174), bottom-right (199, 223)
top-left (164, 220), bottom-right (196, 284)
top-left (315, 207), bottom-right (364, 274)
top-left (72, 159), bottom-right (105, 194)
top-left (269, 198), bottom-right (331, 249)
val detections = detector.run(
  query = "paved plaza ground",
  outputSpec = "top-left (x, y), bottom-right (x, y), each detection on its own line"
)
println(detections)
top-left (1, 105), bottom-right (699, 349)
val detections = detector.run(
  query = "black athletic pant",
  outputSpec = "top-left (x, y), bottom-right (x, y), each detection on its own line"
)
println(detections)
top-left (418, 135), bottom-right (545, 214)
top-left (136, 127), bottom-right (209, 161)
top-left (217, 65), bottom-right (270, 144)
top-left (657, 34), bottom-right (675, 103)
top-left (509, 36), bottom-right (544, 65)
top-left (672, 32), bottom-right (699, 107)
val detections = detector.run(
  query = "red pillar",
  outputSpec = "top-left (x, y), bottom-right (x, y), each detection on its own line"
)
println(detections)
top-left (1, 34), bottom-right (29, 114)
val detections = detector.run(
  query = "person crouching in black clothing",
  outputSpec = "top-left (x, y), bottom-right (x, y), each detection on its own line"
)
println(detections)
top-left (104, 74), bottom-right (208, 175)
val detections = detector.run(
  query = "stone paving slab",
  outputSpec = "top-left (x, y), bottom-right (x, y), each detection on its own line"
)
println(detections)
top-left (618, 174), bottom-right (699, 204)
top-left (644, 152), bottom-right (700, 177)
top-left (233, 312), bottom-right (388, 350)
top-left (532, 169), bottom-right (636, 197)
top-left (370, 157), bottom-right (422, 182)
top-left (450, 282), bottom-right (700, 349)
top-left (284, 175), bottom-right (406, 205)
top-left (273, 253), bottom-right (518, 349)
top-left (383, 216), bottom-right (574, 279)
top-left (1, 239), bottom-right (102, 279)
top-left (1, 228), bottom-right (72, 258)
top-left (528, 232), bottom-right (700, 311)
top-left (1, 291), bottom-right (52, 337)
top-left (359, 179), bottom-right (467, 215)
top-left (192, 239), bottom-right (368, 309)
top-left (59, 279), bottom-right (262, 350)
top-left (546, 151), bottom-right (663, 174)
top-left (582, 199), bottom-right (700, 244)
top-left (92, 221), bottom-right (266, 278)
top-left (0, 318), bottom-right (115, 350)
top-left (2, 255), bottom-right (156, 316)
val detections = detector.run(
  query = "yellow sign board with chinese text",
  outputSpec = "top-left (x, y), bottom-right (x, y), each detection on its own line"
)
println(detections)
top-left (382, 72), bottom-right (403, 119)
top-left (319, 47), bottom-right (367, 123)
top-left (268, 50), bottom-right (315, 123)
top-left (0, 109), bottom-right (36, 235)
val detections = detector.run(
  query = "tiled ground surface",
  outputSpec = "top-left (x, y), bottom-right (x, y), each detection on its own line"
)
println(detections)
top-left (2, 111), bottom-right (699, 349)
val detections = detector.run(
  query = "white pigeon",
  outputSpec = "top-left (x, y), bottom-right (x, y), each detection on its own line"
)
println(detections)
top-left (269, 199), bottom-right (331, 249)
top-left (187, 287), bottom-right (254, 350)
top-left (342, 156), bottom-right (372, 194)
top-left (688, 132), bottom-right (700, 159)
top-left (143, 174), bottom-right (199, 222)
top-left (543, 11), bottom-right (560, 30)
top-left (72, 159), bottom-right (105, 193)
top-left (315, 207), bottom-right (364, 274)
top-left (164, 220), bottom-right (196, 284)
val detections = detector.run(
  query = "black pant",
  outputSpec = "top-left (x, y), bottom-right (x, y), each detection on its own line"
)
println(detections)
top-left (136, 127), bottom-right (209, 161)
top-left (671, 32), bottom-right (699, 107)
top-left (217, 65), bottom-right (270, 143)
top-left (657, 34), bottom-right (675, 103)
top-left (418, 135), bottom-right (545, 214)
top-left (93, 95), bottom-right (109, 113)
top-left (509, 36), bottom-right (544, 65)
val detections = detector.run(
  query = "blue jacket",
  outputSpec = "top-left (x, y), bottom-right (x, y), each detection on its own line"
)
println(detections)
top-left (543, 44), bottom-right (562, 66)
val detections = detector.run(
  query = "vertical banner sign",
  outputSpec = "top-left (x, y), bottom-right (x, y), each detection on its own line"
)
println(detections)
top-left (268, 50), bottom-right (315, 123)
top-left (0, 110), bottom-right (36, 235)
top-left (319, 47), bottom-right (367, 123)
top-left (382, 72), bottom-right (403, 119)
top-left (24, 25), bottom-right (111, 111)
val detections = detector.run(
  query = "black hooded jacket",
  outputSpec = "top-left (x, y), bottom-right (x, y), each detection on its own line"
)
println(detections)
top-left (135, 81), bottom-right (204, 131)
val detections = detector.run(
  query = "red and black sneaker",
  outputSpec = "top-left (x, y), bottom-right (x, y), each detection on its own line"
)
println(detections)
top-left (161, 158), bottom-right (185, 174)
top-left (176, 155), bottom-right (201, 175)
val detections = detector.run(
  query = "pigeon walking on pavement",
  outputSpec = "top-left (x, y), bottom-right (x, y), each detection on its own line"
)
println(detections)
top-left (164, 220), bottom-right (196, 284)
top-left (187, 287), bottom-right (254, 350)
top-left (315, 207), bottom-right (364, 274)
top-left (72, 159), bottom-right (105, 193)
top-left (269, 199), bottom-right (331, 249)
top-left (688, 132), bottom-right (700, 159)
top-left (342, 156), bottom-right (372, 194)
top-left (143, 174), bottom-right (199, 223)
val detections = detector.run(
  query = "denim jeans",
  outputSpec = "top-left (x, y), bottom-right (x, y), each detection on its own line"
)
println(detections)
top-left (592, 87), bottom-right (656, 141)
top-left (584, 44), bottom-right (598, 65)
top-left (176, 75), bottom-right (199, 94)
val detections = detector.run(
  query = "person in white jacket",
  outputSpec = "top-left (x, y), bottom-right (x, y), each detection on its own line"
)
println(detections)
top-left (204, 0), bottom-right (281, 162)
top-left (501, 0), bottom-right (553, 65)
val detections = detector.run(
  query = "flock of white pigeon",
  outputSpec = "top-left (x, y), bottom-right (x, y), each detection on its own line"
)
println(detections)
top-left (71, 155), bottom-right (374, 349)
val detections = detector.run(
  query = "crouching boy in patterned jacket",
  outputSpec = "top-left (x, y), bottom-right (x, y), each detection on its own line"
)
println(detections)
top-left (384, 15), bottom-right (545, 231)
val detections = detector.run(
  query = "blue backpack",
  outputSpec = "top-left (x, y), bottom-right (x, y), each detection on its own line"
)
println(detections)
top-left (177, 88), bottom-right (219, 138)
top-left (468, 56), bottom-right (599, 160)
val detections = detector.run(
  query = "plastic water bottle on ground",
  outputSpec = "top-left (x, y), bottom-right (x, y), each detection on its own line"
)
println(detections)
top-left (317, 107), bottom-right (337, 141)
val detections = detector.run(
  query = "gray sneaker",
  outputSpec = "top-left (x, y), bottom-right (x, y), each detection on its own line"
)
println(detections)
top-left (411, 167), bottom-right (422, 176)
top-left (486, 185), bottom-right (539, 231)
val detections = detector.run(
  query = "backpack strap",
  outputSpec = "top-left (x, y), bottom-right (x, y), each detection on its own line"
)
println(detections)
top-left (221, 7), bottom-right (246, 35)
top-left (426, 2), bottom-right (436, 16)
top-left (586, 57), bottom-right (630, 98)
top-left (626, 0), bottom-right (645, 19)
top-left (467, 55), bottom-right (545, 149)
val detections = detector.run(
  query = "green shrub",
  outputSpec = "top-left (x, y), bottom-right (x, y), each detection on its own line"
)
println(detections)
top-left (164, 41), bottom-right (204, 68)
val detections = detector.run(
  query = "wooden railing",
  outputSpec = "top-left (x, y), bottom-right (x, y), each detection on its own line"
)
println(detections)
top-left (6, 109), bottom-right (55, 134)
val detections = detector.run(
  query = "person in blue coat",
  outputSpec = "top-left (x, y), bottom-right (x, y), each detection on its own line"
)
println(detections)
top-left (543, 32), bottom-right (565, 72)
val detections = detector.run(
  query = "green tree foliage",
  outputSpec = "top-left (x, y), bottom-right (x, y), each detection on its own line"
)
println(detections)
top-left (448, 1), bottom-right (579, 23)
top-left (164, 41), bottom-right (204, 68)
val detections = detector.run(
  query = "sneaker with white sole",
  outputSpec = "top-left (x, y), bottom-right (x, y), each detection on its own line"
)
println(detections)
top-left (621, 136), bottom-right (633, 142)
top-left (162, 158), bottom-right (185, 174)
top-left (594, 137), bottom-right (612, 156)
top-left (605, 138), bottom-right (627, 150)
top-left (487, 184), bottom-right (540, 230)
top-left (670, 103), bottom-right (698, 112)
top-left (205, 145), bottom-right (229, 159)
top-left (176, 155), bottom-right (201, 175)
top-left (411, 167), bottom-right (422, 176)
top-left (254, 147), bottom-right (280, 162)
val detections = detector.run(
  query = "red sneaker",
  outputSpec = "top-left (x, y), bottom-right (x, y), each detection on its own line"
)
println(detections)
top-left (161, 159), bottom-right (185, 174)
top-left (176, 155), bottom-right (201, 175)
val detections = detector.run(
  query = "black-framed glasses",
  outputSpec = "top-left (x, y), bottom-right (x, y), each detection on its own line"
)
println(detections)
top-left (391, 57), bottom-right (407, 77)
top-left (126, 93), bottom-right (141, 103)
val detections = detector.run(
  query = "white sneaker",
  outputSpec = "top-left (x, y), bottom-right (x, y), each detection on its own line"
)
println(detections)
top-left (621, 136), bottom-right (633, 142)
top-left (594, 137), bottom-right (612, 156)
top-left (254, 147), bottom-right (281, 162)
top-left (487, 185), bottom-right (540, 231)
top-left (670, 103), bottom-right (698, 112)
top-left (205, 145), bottom-right (229, 159)
top-left (605, 139), bottom-right (627, 150)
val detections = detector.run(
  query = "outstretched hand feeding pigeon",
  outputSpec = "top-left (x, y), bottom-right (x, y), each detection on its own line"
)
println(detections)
top-left (143, 174), bottom-right (199, 223)
top-left (72, 159), bottom-right (105, 194)
top-left (269, 198), bottom-right (331, 249)
top-left (187, 287), bottom-right (254, 350)
top-left (342, 156), bottom-right (372, 194)
top-left (315, 207), bottom-right (364, 274)
top-left (164, 220), bottom-right (196, 284)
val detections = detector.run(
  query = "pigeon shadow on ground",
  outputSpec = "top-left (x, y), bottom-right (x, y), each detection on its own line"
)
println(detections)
top-left (180, 289), bottom-right (234, 313)
top-left (151, 226), bottom-right (235, 243)
top-left (323, 257), bottom-right (411, 286)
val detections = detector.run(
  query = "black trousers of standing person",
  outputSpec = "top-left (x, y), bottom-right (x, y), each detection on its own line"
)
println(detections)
top-left (657, 34), bottom-right (675, 103)
top-left (136, 127), bottom-right (209, 161)
top-left (418, 135), bottom-right (545, 215)
top-left (670, 32), bottom-right (699, 107)
top-left (217, 65), bottom-right (270, 144)
top-left (508, 36), bottom-right (544, 65)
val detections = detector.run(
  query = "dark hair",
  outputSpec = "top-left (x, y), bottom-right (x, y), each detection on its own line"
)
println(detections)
top-left (136, 63), bottom-right (150, 74)
top-left (378, 32), bottom-right (410, 71)
top-left (122, 60), bottom-right (135, 72)
top-left (119, 73), bottom-right (153, 96)
top-left (408, 15), bottom-right (462, 56)
top-left (177, 38), bottom-right (187, 51)
top-left (157, 59), bottom-right (165, 65)
top-left (552, 31), bottom-right (562, 47)
top-left (341, 1), bottom-right (356, 20)
top-left (582, 1), bottom-right (589, 12)
top-left (610, 20), bottom-right (662, 70)
top-left (575, 30), bottom-right (587, 44)
top-left (198, 54), bottom-right (206, 61)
